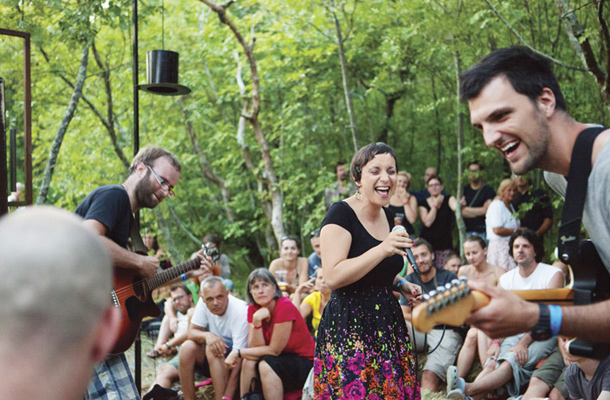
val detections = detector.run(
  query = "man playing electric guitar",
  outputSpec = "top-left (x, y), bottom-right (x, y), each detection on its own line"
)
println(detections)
top-left (76, 145), bottom-right (212, 400)
top-left (460, 47), bottom-right (610, 344)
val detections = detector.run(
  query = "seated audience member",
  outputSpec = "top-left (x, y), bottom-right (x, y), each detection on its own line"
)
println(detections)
top-left (400, 238), bottom-right (463, 392)
top-left (521, 336), bottom-right (573, 400)
top-left (419, 176), bottom-right (458, 269)
top-left (308, 229), bottom-right (322, 278)
top-left (564, 340), bottom-right (610, 400)
top-left (144, 284), bottom-right (196, 397)
top-left (444, 251), bottom-right (463, 274)
top-left (447, 229), bottom-right (565, 400)
top-left (0, 207), bottom-right (119, 400)
top-left (269, 235), bottom-right (309, 294)
top-left (486, 178), bottom-right (520, 271)
top-left (225, 268), bottom-right (314, 399)
top-left (387, 170), bottom-right (418, 237)
top-left (456, 236), bottom-right (506, 378)
top-left (292, 268), bottom-right (331, 337)
top-left (204, 234), bottom-right (231, 280)
top-left (179, 277), bottom-right (249, 400)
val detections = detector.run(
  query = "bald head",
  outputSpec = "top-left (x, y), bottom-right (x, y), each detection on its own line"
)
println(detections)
top-left (0, 207), bottom-right (113, 351)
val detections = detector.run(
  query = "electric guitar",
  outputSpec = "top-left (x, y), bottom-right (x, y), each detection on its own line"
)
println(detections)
top-left (111, 245), bottom-right (219, 354)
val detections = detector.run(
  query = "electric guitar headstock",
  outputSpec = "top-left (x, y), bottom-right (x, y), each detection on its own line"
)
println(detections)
top-left (412, 277), bottom-right (490, 333)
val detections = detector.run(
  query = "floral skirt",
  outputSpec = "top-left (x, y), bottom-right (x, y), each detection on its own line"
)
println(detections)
top-left (313, 285), bottom-right (420, 399)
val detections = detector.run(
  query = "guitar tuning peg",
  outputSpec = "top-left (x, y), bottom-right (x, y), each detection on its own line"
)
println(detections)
top-left (436, 285), bottom-right (446, 293)
top-left (445, 283), bottom-right (453, 290)
top-left (428, 290), bottom-right (437, 298)
top-left (422, 293), bottom-right (430, 301)
top-left (460, 276), bottom-right (468, 282)
top-left (451, 279), bottom-right (461, 286)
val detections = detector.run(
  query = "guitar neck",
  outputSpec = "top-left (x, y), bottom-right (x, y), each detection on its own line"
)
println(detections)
top-left (145, 258), bottom-right (201, 291)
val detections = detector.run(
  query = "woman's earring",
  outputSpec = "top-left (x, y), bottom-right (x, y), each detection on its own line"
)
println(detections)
top-left (356, 188), bottom-right (362, 200)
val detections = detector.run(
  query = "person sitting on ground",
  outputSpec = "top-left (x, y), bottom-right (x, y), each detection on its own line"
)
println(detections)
top-left (564, 339), bottom-right (610, 400)
top-left (444, 251), bottom-right (463, 274)
top-left (307, 229), bottom-right (322, 278)
top-left (387, 170), bottom-right (418, 237)
top-left (455, 236), bottom-right (506, 379)
top-left (144, 284), bottom-right (196, 397)
top-left (521, 335), bottom-right (573, 400)
top-left (401, 238), bottom-right (463, 392)
top-left (292, 267), bottom-right (331, 337)
top-left (225, 268), bottom-right (314, 399)
top-left (418, 176), bottom-right (458, 269)
top-left (486, 178), bottom-right (521, 271)
top-left (269, 235), bottom-right (309, 296)
top-left (447, 229), bottom-right (565, 400)
top-left (178, 277), bottom-right (249, 400)
top-left (0, 207), bottom-right (120, 400)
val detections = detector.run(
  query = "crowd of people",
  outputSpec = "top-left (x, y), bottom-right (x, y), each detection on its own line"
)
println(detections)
top-left (3, 45), bottom-right (610, 400)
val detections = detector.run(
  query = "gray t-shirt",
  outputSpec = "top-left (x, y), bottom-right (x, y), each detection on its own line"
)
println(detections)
top-left (544, 139), bottom-right (610, 274)
top-left (565, 357), bottom-right (610, 400)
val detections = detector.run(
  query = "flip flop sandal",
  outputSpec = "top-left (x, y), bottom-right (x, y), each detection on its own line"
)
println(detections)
top-left (195, 378), bottom-right (213, 387)
top-left (446, 365), bottom-right (461, 392)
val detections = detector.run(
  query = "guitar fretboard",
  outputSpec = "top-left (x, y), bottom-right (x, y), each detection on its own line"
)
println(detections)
top-left (145, 258), bottom-right (201, 290)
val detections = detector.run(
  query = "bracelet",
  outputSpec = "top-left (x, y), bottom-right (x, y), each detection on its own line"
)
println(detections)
top-left (490, 340), bottom-right (501, 346)
top-left (395, 278), bottom-right (409, 292)
top-left (165, 342), bottom-right (172, 350)
top-left (237, 348), bottom-right (242, 358)
top-left (180, 273), bottom-right (187, 281)
top-left (252, 324), bottom-right (262, 329)
top-left (433, 205), bottom-right (439, 209)
top-left (549, 305), bottom-right (562, 337)
top-left (222, 397), bottom-right (232, 400)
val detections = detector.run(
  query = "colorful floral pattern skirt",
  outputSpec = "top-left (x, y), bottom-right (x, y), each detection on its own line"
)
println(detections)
top-left (313, 285), bottom-right (420, 399)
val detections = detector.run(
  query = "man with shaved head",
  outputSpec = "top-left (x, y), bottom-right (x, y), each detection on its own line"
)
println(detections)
top-left (0, 207), bottom-right (120, 400)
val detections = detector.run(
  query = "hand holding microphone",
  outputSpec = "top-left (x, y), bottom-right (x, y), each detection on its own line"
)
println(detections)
top-left (391, 225), bottom-right (420, 275)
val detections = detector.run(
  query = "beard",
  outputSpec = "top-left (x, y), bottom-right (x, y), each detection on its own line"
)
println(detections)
top-left (510, 112), bottom-right (551, 175)
top-left (135, 171), bottom-right (160, 209)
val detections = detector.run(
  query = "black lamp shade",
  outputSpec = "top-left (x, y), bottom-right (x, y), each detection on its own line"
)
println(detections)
top-left (139, 49), bottom-right (191, 96)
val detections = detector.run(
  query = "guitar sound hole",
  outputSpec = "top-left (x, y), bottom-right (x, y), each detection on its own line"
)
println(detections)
top-left (132, 276), bottom-right (148, 302)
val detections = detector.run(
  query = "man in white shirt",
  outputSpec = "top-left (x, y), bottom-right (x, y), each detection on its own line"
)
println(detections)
top-left (179, 277), bottom-right (249, 400)
top-left (448, 230), bottom-right (564, 400)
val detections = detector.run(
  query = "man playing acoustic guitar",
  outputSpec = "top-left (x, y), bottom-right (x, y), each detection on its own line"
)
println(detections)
top-left (76, 145), bottom-right (212, 400)
top-left (461, 46), bottom-right (610, 345)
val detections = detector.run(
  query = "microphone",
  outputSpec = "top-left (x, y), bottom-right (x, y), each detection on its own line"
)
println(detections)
top-left (391, 225), bottom-right (420, 275)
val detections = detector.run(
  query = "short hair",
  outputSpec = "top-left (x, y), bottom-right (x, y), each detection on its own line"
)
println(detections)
top-left (0, 207), bottom-right (113, 352)
top-left (465, 235), bottom-right (487, 249)
top-left (245, 268), bottom-right (283, 305)
top-left (461, 46), bottom-right (567, 111)
top-left (280, 235), bottom-right (301, 250)
top-left (413, 237), bottom-right (434, 254)
top-left (444, 251), bottom-right (461, 264)
top-left (398, 171), bottom-right (412, 190)
top-left (128, 145), bottom-right (181, 175)
top-left (201, 276), bottom-right (226, 290)
top-left (170, 283), bottom-right (191, 296)
top-left (203, 234), bottom-right (221, 246)
top-left (468, 161), bottom-right (484, 170)
top-left (334, 160), bottom-right (347, 173)
top-left (310, 229), bottom-right (320, 239)
top-left (426, 175), bottom-right (442, 186)
top-left (497, 178), bottom-right (516, 198)
top-left (350, 142), bottom-right (397, 182)
top-left (508, 229), bottom-right (543, 262)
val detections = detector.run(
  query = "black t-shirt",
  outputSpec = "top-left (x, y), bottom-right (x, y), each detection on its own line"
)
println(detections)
top-left (418, 196), bottom-right (454, 251)
top-left (401, 269), bottom-right (459, 328)
top-left (463, 184), bottom-right (496, 233)
top-left (512, 189), bottom-right (553, 233)
top-left (75, 184), bottom-right (132, 248)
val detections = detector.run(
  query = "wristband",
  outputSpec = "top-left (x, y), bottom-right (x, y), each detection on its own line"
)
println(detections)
top-left (252, 324), bottom-right (262, 329)
top-left (490, 340), bottom-right (501, 346)
top-left (237, 348), bottom-right (241, 358)
top-left (222, 397), bottom-right (232, 400)
top-left (180, 273), bottom-right (187, 281)
top-left (549, 305), bottom-right (562, 337)
top-left (165, 342), bottom-right (171, 350)
top-left (395, 278), bottom-right (409, 292)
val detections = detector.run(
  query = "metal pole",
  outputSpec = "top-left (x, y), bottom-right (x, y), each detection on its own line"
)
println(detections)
top-left (132, 0), bottom-right (142, 393)
top-left (0, 77), bottom-right (7, 216)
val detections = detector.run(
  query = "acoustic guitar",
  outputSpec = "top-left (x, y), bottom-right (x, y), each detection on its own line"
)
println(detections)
top-left (111, 245), bottom-right (218, 354)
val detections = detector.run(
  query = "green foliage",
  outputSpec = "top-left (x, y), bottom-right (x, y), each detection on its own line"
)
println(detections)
top-left (1, 0), bottom-right (609, 274)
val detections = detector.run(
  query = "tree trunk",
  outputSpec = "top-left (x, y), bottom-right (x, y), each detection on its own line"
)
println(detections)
top-left (454, 51), bottom-right (467, 260)
top-left (329, 0), bottom-right (359, 151)
top-left (36, 44), bottom-right (90, 205)
top-left (155, 206), bottom-right (181, 263)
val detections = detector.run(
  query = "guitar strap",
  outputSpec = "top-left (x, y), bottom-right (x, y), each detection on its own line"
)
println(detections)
top-left (557, 127), bottom-right (605, 264)
top-left (129, 214), bottom-right (148, 254)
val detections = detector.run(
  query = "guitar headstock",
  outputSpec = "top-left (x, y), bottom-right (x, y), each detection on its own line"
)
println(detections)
top-left (411, 277), bottom-right (490, 333)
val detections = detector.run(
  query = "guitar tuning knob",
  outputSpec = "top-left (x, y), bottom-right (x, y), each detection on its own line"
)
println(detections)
top-left (423, 293), bottom-right (430, 301)
top-left (428, 290), bottom-right (437, 298)
top-left (445, 283), bottom-right (453, 290)
top-left (451, 279), bottom-right (461, 286)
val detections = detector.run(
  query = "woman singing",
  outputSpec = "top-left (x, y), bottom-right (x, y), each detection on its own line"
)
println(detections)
top-left (313, 142), bottom-right (421, 399)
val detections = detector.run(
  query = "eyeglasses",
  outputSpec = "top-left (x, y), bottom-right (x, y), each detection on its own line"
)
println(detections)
top-left (428, 183), bottom-right (441, 188)
top-left (146, 164), bottom-right (175, 198)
